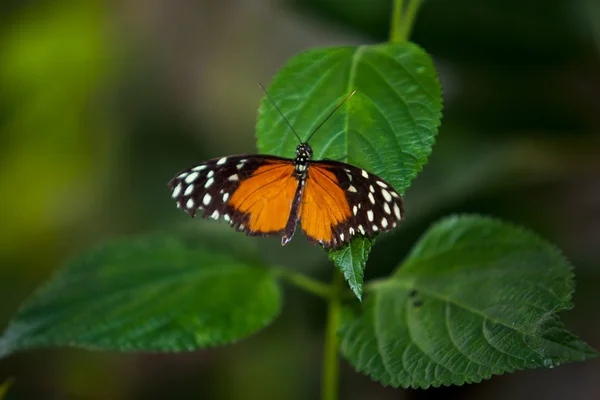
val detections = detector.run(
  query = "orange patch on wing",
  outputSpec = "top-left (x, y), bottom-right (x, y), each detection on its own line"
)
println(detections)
top-left (300, 166), bottom-right (352, 244)
top-left (228, 162), bottom-right (297, 233)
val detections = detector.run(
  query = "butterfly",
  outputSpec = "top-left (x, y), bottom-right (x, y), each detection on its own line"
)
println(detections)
top-left (168, 87), bottom-right (404, 250)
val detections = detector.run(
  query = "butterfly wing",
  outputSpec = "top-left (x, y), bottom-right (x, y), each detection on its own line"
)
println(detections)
top-left (168, 155), bottom-right (298, 236)
top-left (301, 160), bottom-right (404, 249)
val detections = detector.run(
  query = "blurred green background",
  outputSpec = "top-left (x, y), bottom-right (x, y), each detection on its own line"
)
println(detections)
top-left (1, 0), bottom-right (599, 399)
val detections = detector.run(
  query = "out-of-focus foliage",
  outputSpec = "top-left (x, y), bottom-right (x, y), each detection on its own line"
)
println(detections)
top-left (0, 378), bottom-right (14, 399)
top-left (0, 1), bottom-right (115, 259)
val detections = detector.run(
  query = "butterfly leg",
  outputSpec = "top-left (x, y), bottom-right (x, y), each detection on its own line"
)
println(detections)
top-left (281, 180), bottom-right (305, 246)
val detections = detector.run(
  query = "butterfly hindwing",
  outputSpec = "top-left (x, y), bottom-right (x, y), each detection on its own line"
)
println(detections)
top-left (168, 155), bottom-right (297, 236)
top-left (300, 165), bottom-right (352, 248)
top-left (302, 160), bottom-right (404, 248)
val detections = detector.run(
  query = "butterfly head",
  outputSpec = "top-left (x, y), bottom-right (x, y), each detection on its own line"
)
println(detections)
top-left (294, 143), bottom-right (313, 176)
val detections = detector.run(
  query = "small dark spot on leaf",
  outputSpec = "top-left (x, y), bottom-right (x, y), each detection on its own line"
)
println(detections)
top-left (412, 299), bottom-right (424, 308)
top-left (408, 289), bottom-right (418, 298)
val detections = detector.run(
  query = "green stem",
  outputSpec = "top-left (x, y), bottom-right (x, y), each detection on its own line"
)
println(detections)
top-left (322, 269), bottom-right (344, 400)
top-left (389, 0), bottom-right (424, 43)
top-left (400, 0), bottom-right (423, 41)
top-left (390, 0), bottom-right (404, 43)
top-left (274, 268), bottom-right (332, 299)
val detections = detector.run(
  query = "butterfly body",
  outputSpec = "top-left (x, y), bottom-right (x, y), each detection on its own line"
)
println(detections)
top-left (169, 142), bottom-right (404, 250)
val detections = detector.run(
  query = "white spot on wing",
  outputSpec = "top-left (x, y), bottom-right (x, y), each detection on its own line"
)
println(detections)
top-left (369, 185), bottom-right (375, 193)
top-left (172, 183), bottom-right (182, 198)
top-left (353, 205), bottom-right (358, 215)
top-left (192, 165), bottom-right (207, 171)
top-left (177, 172), bottom-right (188, 179)
top-left (222, 192), bottom-right (229, 202)
top-left (224, 214), bottom-right (230, 222)
top-left (203, 193), bottom-right (212, 206)
top-left (207, 170), bottom-right (214, 179)
top-left (340, 233), bottom-right (345, 241)
top-left (210, 210), bottom-right (219, 219)
top-left (381, 218), bottom-right (388, 228)
top-left (367, 210), bottom-right (374, 221)
top-left (372, 225), bottom-right (378, 232)
top-left (185, 172), bottom-right (199, 183)
top-left (205, 178), bottom-right (214, 188)
top-left (184, 184), bottom-right (194, 196)
top-left (376, 181), bottom-right (388, 188)
top-left (348, 185), bottom-right (357, 193)
top-left (368, 193), bottom-right (375, 204)
top-left (349, 227), bottom-right (355, 235)
top-left (358, 225), bottom-right (365, 234)
top-left (361, 170), bottom-right (369, 178)
top-left (217, 157), bottom-right (227, 165)
top-left (381, 188), bottom-right (392, 202)
top-left (391, 191), bottom-right (400, 198)
top-left (228, 174), bottom-right (239, 181)
top-left (384, 203), bottom-right (391, 215)
top-left (186, 198), bottom-right (194, 209)
top-left (394, 203), bottom-right (401, 219)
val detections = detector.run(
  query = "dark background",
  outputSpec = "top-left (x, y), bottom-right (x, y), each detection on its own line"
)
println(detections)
top-left (0, 0), bottom-right (599, 399)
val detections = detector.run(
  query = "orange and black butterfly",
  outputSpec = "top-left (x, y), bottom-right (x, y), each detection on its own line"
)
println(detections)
top-left (168, 88), bottom-right (404, 250)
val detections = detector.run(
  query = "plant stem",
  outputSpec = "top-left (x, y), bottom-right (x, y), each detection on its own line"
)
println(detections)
top-left (274, 268), bottom-right (332, 299)
top-left (322, 269), bottom-right (344, 400)
top-left (389, 0), bottom-right (424, 43)
top-left (390, 0), bottom-right (404, 43)
top-left (400, 0), bottom-right (423, 41)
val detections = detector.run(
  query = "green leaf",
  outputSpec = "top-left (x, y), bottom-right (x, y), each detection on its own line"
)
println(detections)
top-left (0, 226), bottom-right (281, 357)
top-left (256, 42), bottom-right (442, 288)
top-left (328, 237), bottom-right (374, 301)
top-left (257, 42), bottom-right (441, 193)
top-left (339, 215), bottom-right (598, 389)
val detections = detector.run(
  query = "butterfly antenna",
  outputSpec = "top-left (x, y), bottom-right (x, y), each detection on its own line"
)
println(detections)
top-left (305, 90), bottom-right (356, 143)
top-left (258, 83), bottom-right (303, 144)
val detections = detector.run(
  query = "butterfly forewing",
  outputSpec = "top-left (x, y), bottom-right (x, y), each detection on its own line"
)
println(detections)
top-left (303, 160), bottom-right (404, 248)
top-left (168, 155), bottom-right (296, 235)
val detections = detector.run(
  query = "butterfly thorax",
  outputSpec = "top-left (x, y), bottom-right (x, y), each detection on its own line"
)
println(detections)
top-left (293, 143), bottom-right (313, 178)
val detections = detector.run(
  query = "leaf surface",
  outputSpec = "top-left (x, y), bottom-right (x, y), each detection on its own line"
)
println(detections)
top-left (0, 226), bottom-right (281, 357)
top-left (328, 237), bottom-right (373, 301)
top-left (339, 215), bottom-right (598, 388)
